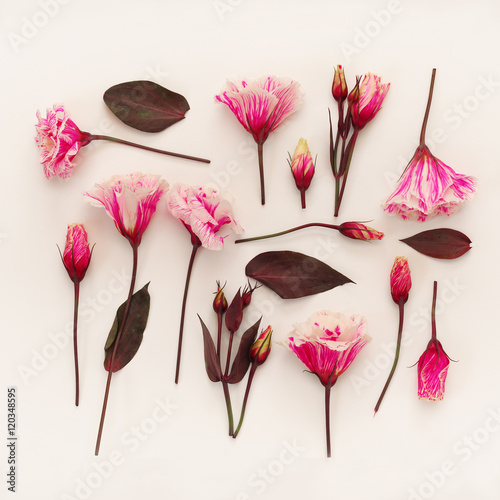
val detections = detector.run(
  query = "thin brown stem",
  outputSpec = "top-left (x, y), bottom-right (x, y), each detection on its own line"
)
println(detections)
top-left (85, 134), bottom-right (210, 164)
top-left (95, 244), bottom-right (138, 455)
top-left (419, 68), bottom-right (436, 148)
top-left (73, 281), bottom-right (80, 407)
top-left (174, 242), bottom-right (201, 384)
top-left (334, 130), bottom-right (359, 217)
top-left (325, 384), bottom-right (332, 458)
top-left (257, 141), bottom-right (265, 205)
top-left (431, 281), bottom-right (438, 340)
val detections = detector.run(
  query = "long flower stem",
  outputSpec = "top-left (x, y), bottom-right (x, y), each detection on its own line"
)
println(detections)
top-left (334, 130), bottom-right (359, 217)
top-left (221, 380), bottom-right (234, 436)
top-left (73, 281), bottom-right (80, 407)
top-left (174, 242), bottom-right (201, 384)
top-left (431, 281), bottom-right (438, 340)
top-left (85, 134), bottom-right (210, 164)
top-left (419, 69), bottom-right (436, 148)
top-left (257, 141), bottom-right (265, 205)
top-left (216, 313), bottom-right (223, 359)
top-left (235, 222), bottom-right (342, 244)
top-left (325, 384), bottom-right (332, 458)
top-left (233, 364), bottom-right (257, 439)
top-left (95, 244), bottom-right (138, 455)
top-left (374, 299), bottom-right (405, 415)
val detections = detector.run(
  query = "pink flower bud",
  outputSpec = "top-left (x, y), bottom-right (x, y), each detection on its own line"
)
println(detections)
top-left (350, 73), bottom-right (390, 130)
top-left (390, 257), bottom-right (411, 304)
top-left (250, 326), bottom-right (273, 365)
top-left (62, 224), bottom-right (92, 282)
top-left (338, 222), bottom-right (384, 241)
top-left (288, 138), bottom-right (315, 209)
top-left (213, 281), bottom-right (228, 314)
top-left (332, 65), bottom-right (348, 102)
top-left (418, 339), bottom-right (450, 401)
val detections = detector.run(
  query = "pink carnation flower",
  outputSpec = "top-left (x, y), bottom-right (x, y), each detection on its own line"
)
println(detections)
top-left (166, 184), bottom-right (243, 250)
top-left (84, 172), bottom-right (168, 247)
top-left (35, 105), bottom-right (89, 179)
top-left (383, 145), bottom-right (476, 221)
top-left (287, 311), bottom-right (370, 387)
top-left (350, 73), bottom-right (390, 130)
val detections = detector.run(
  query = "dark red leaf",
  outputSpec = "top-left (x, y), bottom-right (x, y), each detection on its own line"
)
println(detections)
top-left (104, 283), bottom-right (150, 372)
top-left (103, 81), bottom-right (190, 132)
top-left (198, 315), bottom-right (222, 383)
top-left (400, 228), bottom-right (472, 259)
top-left (245, 251), bottom-right (353, 299)
top-left (225, 289), bottom-right (243, 333)
top-left (226, 318), bottom-right (262, 384)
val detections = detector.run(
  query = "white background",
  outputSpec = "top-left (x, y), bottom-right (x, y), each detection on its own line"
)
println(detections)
top-left (1, 1), bottom-right (499, 499)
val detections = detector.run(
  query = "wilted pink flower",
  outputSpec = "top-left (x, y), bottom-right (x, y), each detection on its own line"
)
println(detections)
top-left (84, 172), bottom-right (168, 247)
top-left (332, 65), bottom-right (348, 102)
top-left (390, 257), bottom-right (411, 304)
top-left (288, 138), bottom-right (315, 209)
top-left (338, 222), bottom-right (384, 241)
top-left (350, 73), bottom-right (390, 130)
top-left (35, 105), bottom-right (89, 179)
top-left (418, 339), bottom-right (450, 401)
top-left (287, 311), bottom-right (370, 387)
top-left (216, 76), bottom-right (302, 204)
top-left (383, 145), bottom-right (477, 221)
top-left (166, 184), bottom-right (243, 250)
top-left (62, 223), bottom-right (92, 282)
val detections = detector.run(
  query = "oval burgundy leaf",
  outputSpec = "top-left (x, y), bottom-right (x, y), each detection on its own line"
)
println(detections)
top-left (104, 283), bottom-right (150, 372)
top-left (103, 81), bottom-right (190, 132)
top-left (198, 315), bottom-right (222, 383)
top-left (400, 228), bottom-right (472, 259)
top-left (245, 251), bottom-right (353, 299)
top-left (226, 318), bottom-right (261, 384)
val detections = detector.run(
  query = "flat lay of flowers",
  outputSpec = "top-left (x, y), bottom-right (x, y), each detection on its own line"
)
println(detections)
top-left (34, 65), bottom-right (474, 462)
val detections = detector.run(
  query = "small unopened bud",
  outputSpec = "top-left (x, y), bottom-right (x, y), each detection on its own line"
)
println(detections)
top-left (338, 222), bottom-right (384, 241)
top-left (332, 65), bottom-right (348, 102)
top-left (61, 223), bottom-right (92, 282)
top-left (242, 281), bottom-right (260, 309)
top-left (213, 281), bottom-right (228, 314)
top-left (288, 138), bottom-right (316, 209)
top-left (250, 326), bottom-right (272, 365)
top-left (390, 257), bottom-right (411, 304)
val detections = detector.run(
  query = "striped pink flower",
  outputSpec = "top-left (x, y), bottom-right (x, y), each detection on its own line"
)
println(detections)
top-left (166, 184), bottom-right (243, 250)
top-left (350, 73), bottom-right (390, 130)
top-left (35, 105), bottom-right (89, 179)
top-left (418, 339), bottom-right (450, 401)
top-left (62, 223), bottom-right (92, 282)
top-left (287, 311), bottom-right (370, 387)
top-left (84, 172), bottom-right (168, 247)
top-left (383, 145), bottom-right (476, 221)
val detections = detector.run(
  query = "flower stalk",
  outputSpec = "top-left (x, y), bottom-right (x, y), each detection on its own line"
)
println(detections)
top-left (72, 281), bottom-right (80, 406)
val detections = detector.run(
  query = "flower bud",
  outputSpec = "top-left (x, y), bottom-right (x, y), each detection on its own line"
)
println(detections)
top-left (332, 65), bottom-right (348, 102)
top-left (213, 281), bottom-right (228, 314)
top-left (417, 339), bottom-right (450, 401)
top-left (62, 223), bottom-right (92, 282)
top-left (242, 281), bottom-right (259, 309)
top-left (338, 222), bottom-right (384, 241)
top-left (250, 326), bottom-right (273, 365)
top-left (288, 138), bottom-right (315, 209)
top-left (390, 257), bottom-right (411, 304)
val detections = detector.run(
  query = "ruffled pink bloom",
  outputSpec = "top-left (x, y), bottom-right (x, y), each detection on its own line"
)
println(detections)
top-left (383, 146), bottom-right (477, 221)
top-left (35, 105), bottom-right (89, 179)
top-left (350, 73), bottom-right (390, 130)
top-left (418, 339), bottom-right (450, 401)
top-left (166, 184), bottom-right (243, 250)
top-left (390, 256), bottom-right (411, 304)
top-left (216, 76), bottom-right (302, 144)
top-left (62, 223), bottom-right (92, 282)
top-left (84, 172), bottom-right (168, 247)
top-left (287, 311), bottom-right (370, 387)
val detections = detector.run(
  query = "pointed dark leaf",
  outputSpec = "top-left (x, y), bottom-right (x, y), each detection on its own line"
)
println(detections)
top-left (400, 228), bottom-right (472, 259)
top-left (226, 318), bottom-right (262, 384)
top-left (103, 81), bottom-right (190, 132)
top-left (198, 316), bottom-right (222, 382)
top-left (104, 283), bottom-right (150, 372)
top-left (246, 251), bottom-right (353, 299)
top-left (225, 289), bottom-right (243, 333)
